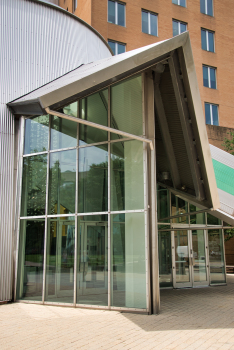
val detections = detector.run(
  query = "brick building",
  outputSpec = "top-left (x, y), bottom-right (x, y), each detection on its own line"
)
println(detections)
top-left (58, 0), bottom-right (234, 149)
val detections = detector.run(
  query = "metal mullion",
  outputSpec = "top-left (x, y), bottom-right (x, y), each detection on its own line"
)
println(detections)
top-left (47, 214), bottom-right (75, 218)
top-left (23, 151), bottom-right (47, 157)
top-left (78, 140), bottom-right (109, 149)
top-left (77, 211), bottom-right (108, 216)
top-left (108, 85), bottom-right (111, 309)
top-left (110, 209), bottom-right (145, 214)
top-left (205, 0), bottom-right (207, 15)
top-left (49, 146), bottom-right (76, 153)
top-left (14, 116), bottom-right (25, 301)
top-left (42, 115), bottom-right (51, 304)
top-left (210, 104), bottom-right (213, 125)
top-left (206, 30), bottom-right (209, 51)
top-left (20, 216), bottom-right (45, 220)
top-left (148, 12), bottom-right (150, 34)
top-left (74, 101), bottom-right (79, 306)
top-left (115, 1), bottom-right (118, 25)
top-left (208, 67), bottom-right (211, 88)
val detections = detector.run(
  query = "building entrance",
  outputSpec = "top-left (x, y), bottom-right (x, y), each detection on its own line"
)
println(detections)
top-left (172, 228), bottom-right (209, 288)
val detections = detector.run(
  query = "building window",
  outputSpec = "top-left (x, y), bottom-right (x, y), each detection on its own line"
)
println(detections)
top-left (205, 103), bottom-right (219, 125)
top-left (173, 20), bottom-right (187, 36)
top-left (142, 10), bottom-right (158, 36)
top-left (201, 29), bottom-right (214, 52)
top-left (200, 0), bottom-right (213, 16)
top-left (108, 0), bottom-right (125, 27)
top-left (172, 0), bottom-right (186, 7)
top-left (108, 40), bottom-right (126, 55)
top-left (73, 0), bottom-right (77, 11)
top-left (203, 65), bottom-right (216, 89)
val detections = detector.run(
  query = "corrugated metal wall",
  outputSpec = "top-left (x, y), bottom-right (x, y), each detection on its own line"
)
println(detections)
top-left (0, 0), bottom-right (111, 302)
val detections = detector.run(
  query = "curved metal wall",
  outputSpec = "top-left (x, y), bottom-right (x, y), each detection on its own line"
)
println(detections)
top-left (0, 0), bottom-right (112, 302)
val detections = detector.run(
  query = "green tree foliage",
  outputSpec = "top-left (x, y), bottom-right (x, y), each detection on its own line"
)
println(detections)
top-left (222, 131), bottom-right (234, 155)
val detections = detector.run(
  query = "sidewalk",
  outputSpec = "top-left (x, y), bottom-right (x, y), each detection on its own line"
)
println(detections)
top-left (1, 275), bottom-right (234, 350)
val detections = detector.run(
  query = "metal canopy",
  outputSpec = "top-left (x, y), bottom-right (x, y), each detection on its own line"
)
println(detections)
top-left (8, 32), bottom-right (220, 211)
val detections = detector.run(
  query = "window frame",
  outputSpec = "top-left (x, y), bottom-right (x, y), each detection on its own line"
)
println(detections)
top-left (172, 0), bottom-right (186, 8)
top-left (200, 0), bottom-right (214, 16)
top-left (108, 0), bottom-right (126, 27)
top-left (73, 0), bottom-right (77, 12)
top-left (205, 103), bottom-right (219, 126)
top-left (108, 39), bottom-right (126, 55)
top-left (141, 9), bottom-right (158, 36)
top-left (172, 19), bottom-right (187, 36)
top-left (201, 28), bottom-right (215, 52)
top-left (203, 65), bottom-right (217, 89)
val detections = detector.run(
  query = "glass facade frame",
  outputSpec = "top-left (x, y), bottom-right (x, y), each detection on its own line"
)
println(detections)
top-left (15, 73), bottom-right (151, 312)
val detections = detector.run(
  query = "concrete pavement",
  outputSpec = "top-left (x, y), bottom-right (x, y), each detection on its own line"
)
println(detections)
top-left (1, 275), bottom-right (234, 349)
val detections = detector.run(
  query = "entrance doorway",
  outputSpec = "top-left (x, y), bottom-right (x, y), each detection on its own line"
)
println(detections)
top-left (172, 228), bottom-right (209, 288)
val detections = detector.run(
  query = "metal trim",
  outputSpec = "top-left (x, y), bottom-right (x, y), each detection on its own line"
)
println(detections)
top-left (45, 108), bottom-right (154, 151)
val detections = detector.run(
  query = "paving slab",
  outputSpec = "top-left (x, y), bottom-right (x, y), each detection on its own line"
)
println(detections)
top-left (0, 275), bottom-right (234, 349)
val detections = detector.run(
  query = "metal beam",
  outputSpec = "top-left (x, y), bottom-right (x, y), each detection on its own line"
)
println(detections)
top-left (154, 79), bottom-right (181, 189)
top-left (168, 52), bottom-right (205, 201)
top-left (45, 107), bottom-right (154, 150)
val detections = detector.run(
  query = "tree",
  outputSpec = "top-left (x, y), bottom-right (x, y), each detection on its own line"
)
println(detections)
top-left (222, 131), bottom-right (234, 155)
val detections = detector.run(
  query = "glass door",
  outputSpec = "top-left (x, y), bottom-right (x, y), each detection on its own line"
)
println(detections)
top-left (172, 229), bottom-right (209, 288)
top-left (77, 221), bottom-right (108, 306)
top-left (172, 230), bottom-right (192, 288)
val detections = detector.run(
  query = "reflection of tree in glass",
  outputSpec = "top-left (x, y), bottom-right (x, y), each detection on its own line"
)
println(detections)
top-left (22, 154), bottom-right (47, 216)
top-left (49, 159), bottom-right (76, 215)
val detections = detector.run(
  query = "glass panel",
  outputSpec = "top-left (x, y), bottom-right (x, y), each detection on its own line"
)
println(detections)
top-left (117, 43), bottom-right (125, 54)
top-left (208, 31), bottom-right (214, 52)
top-left (173, 21), bottom-right (179, 37)
top-left (45, 218), bottom-right (75, 303)
top-left (63, 102), bottom-right (78, 118)
top-left (200, 0), bottom-right (205, 14)
top-left (108, 0), bottom-right (115, 23)
top-left (24, 115), bottom-right (49, 154)
top-left (17, 220), bottom-right (45, 301)
top-left (77, 215), bottom-right (108, 306)
top-left (159, 232), bottom-right (172, 287)
top-left (150, 13), bottom-right (157, 36)
top-left (203, 66), bottom-right (209, 87)
top-left (157, 186), bottom-right (170, 222)
top-left (212, 105), bottom-right (219, 126)
top-left (142, 11), bottom-right (148, 34)
top-left (171, 193), bottom-right (188, 223)
top-left (190, 204), bottom-right (205, 224)
top-left (50, 116), bottom-right (77, 150)
top-left (207, 212), bottom-right (221, 225)
top-left (201, 29), bottom-right (207, 50)
top-left (111, 140), bottom-right (144, 211)
top-left (117, 2), bottom-right (125, 26)
top-left (207, 0), bottom-right (213, 16)
top-left (79, 89), bottom-right (108, 145)
top-left (21, 154), bottom-right (47, 217)
top-left (180, 0), bottom-right (186, 7)
top-left (210, 68), bottom-right (216, 89)
top-left (79, 144), bottom-right (108, 213)
top-left (205, 103), bottom-right (211, 124)
top-left (48, 150), bottom-right (76, 215)
top-left (192, 230), bottom-right (207, 282)
top-left (111, 75), bottom-right (142, 139)
top-left (111, 212), bottom-right (146, 308)
top-left (208, 229), bottom-right (226, 284)
top-left (172, 0), bottom-right (178, 4)
top-left (108, 40), bottom-right (116, 55)
top-left (180, 23), bottom-right (187, 33)
top-left (174, 230), bottom-right (190, 283)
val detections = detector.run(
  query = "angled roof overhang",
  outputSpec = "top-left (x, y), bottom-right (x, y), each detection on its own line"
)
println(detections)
top-left (8, 32), bottom-right (220, 211)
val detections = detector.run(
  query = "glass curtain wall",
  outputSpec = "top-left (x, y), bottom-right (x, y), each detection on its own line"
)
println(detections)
top-left (17, 74), bottom-right (148, 310)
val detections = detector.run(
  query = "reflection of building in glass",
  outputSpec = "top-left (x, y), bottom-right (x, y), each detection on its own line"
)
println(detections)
top-left (2, 0), bottom-right (234, 314)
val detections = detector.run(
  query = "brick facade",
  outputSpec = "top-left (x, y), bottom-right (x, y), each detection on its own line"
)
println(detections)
top-left (59, 0), bottom-right (234, 142)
